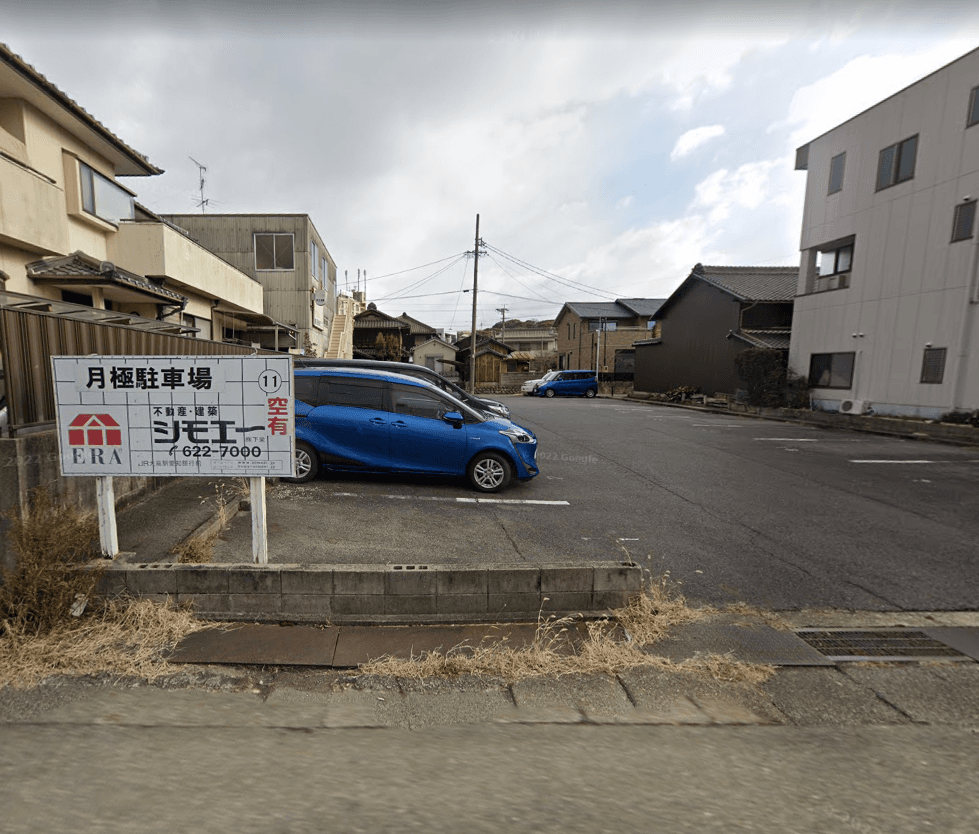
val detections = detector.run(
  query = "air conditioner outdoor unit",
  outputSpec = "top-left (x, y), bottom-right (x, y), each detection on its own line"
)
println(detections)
top-left (839, 398), bottom-right (866, 415)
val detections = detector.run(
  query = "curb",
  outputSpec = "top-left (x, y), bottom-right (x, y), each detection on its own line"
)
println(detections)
top-left (94, 560), bottom-right (643, 625)
top-left (626, 394), bottom-right (979, 447)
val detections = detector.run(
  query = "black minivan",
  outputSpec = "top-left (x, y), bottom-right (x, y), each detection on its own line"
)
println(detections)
top-left (292, 358), bottom-right (511, 419)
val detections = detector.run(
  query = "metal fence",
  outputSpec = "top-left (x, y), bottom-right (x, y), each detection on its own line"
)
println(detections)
top-left (0, 307), bottom-right (279, 436)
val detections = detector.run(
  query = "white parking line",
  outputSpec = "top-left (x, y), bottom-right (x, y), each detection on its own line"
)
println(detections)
top-left (849, 460), bottom-right (935, 464)
top-left (328, 492), bottom-right (569, 505)
top-left (754, 438), bottom-right (818, 442)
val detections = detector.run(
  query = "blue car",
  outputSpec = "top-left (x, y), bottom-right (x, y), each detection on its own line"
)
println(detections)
top-left (289, 367), bottom-right (538, 492)
top-left (536, 370), bottom-right (598, 398)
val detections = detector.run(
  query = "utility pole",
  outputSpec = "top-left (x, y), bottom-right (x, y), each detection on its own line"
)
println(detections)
top-left (496, 306), bottom-right (508, 339)
top-left (469, 214), bottom-right (480, 394)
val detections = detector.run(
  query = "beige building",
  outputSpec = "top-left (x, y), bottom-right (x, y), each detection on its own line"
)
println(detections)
top-left (411, 336), bottom-right (460, 380)
top-left (790, 47), bottom-right (979, 417)
top-left (162, 214), bottom-right (338, 357)
top-left (554, 299), bottom-right (665, 372)
top-left (0, 43), bottom-right (282, 346)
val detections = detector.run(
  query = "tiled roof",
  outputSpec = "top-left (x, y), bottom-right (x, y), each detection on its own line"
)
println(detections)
top-left (1, 43), bottom-right (161, 176)
top-left (26, 252), bottom-right (186, 304)
top-left (692, 264), bottom-right (798, 302)
top-left (616, 298), bottom-right (667, 317)
top-left (561, 298), bottom-right (665, 320)
top-left (398, 313), bottom-right (437, 335)
top-left (731, 329), bottom-right (792, 350)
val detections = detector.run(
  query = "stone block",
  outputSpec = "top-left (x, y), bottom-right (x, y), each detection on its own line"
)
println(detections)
top-left (384, 595), bottom-right (438, 616)
top-left (96, 568), bottom-right (129, 597)
top-left (333, 567), bottom-right (386, 595)
top-left (281, 566), bottom-right (333, 595)
top-left (127, 566), bottom-right (177, 595)
top-left (541, 592), bottom-right (594, 612)
top-left (541, 566), bottom-right (594, 594)
top-left (280, 594), bottom-right (333, 619)
top-left (593, 590), bottom-right (633, 611)
top-left (385, 568), bottom-right (437, 596)
top-left (177, 593), bottom-right (232, 614)
top-left (175, 566), bottom-right (229, 595)
top-left (228, 593), bottom-right (281, 615)
top-left (228, 567), bottom-right (281, 595)
top-left (488, 592), bottom-right (544, 617)
top-left (436, 594), bottom-right (489, 615)
top-left (332, 595), bottom-right (386, 615)
top-left (594, 563), bottom-right (642, 592)
top-left (487, 567), bottom-right (541, 595)
top-left (436, 568), bottom-right (487, 596)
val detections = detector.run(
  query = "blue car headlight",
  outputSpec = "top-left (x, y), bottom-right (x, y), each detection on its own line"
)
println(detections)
top-left (500, 427), bottom-right (534, 444)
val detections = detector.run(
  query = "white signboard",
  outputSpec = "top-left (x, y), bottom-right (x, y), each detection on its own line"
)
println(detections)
top-left (52, 355), bottom-right (294, 478)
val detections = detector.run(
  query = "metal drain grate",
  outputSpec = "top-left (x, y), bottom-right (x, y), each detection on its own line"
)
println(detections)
top-left (795, 629), bottom-right (966, 662)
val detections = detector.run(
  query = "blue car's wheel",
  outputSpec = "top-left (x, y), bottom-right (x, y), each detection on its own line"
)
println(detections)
top-left (544, 388), bottom-right (556, 398)
top-left (467, 451), bottom-right (512, 493)
top-left (585, 388), bottom-right (596, 398)
top-left (286, 440), bottom-right (319, 483)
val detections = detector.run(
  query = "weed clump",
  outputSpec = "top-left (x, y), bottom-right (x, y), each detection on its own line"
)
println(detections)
top-left (0, 486), bottom-right (105, 635)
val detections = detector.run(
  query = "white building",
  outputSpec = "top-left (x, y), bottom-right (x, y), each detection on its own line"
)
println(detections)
top-left (790, 47), bottom-right (979, 418)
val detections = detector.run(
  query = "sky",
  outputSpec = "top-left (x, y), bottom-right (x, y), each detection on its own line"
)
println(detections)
top-left (4, 1), bottom-right (979, 331)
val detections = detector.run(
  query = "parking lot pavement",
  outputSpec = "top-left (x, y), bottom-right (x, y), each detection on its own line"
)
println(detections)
top-left (206, 480), bottom-right (596, 566)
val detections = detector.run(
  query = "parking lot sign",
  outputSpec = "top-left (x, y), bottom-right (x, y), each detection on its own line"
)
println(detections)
top-left (52, 355), bottom-right (294, 478)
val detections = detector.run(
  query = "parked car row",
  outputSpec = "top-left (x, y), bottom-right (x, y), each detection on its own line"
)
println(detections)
top-left (288, 363), bottom-right (538, 493)
top-left (523, 370), bottom-right (598, 398)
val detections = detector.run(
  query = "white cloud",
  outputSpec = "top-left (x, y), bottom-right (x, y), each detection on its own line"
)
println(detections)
top-left (670, 125), bottom-right (726, 161)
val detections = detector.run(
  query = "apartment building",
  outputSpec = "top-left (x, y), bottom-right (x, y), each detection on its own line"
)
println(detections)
top-left (163, 214), bottom-right (337, 356)
top-left (0, 43), bottom-right (275, 344)
top-left (790, 47), bottom-right (979, 417)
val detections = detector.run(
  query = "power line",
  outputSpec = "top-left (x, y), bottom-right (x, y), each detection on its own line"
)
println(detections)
top-left (483, 242), bottom-right (627, 298)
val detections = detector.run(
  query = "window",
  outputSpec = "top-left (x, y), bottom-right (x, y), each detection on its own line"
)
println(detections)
top-left (876, 135), bottom-right (918, 191)
top-left (968, 85), bottom-right (979, 128)
top-left (255, 233), bottom-right (294, 270)
top-left (818, 243), bottom-right (853, 276)
top-left (325, 379), bottom-right (385, 410)
top-left (951, 200), bottom-right (977, 242)
top-left (920, 348), bottom-right (947, 384)
top-left (294, 376), bottom-right (325, 407)
top-left (390, 384), bottom-right (448, 419)
top-left (79, 162), bottom-right (134, 224)
top-left (828, 152), bottom-right (846, 194)
top-left (311, 241), bottom-right (319, 279)
top-left (808, 352), bottom-right (855, 389)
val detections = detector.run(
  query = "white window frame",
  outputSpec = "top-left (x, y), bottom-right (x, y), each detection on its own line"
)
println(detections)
top-left (254, 233), bottom-right (295, 271)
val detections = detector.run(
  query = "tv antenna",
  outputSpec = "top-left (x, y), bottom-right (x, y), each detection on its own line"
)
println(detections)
top-left (189, 156), bottom-right (208, 213)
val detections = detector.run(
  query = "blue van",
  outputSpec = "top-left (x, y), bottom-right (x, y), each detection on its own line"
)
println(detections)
top-left (536, 370), bottom-right (598, 399)
top-left (289, 367), bottom-right (538, 492)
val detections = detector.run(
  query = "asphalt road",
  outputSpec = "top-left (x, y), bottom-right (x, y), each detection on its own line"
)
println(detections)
top-left (212, 397), bottom-right (979, 611)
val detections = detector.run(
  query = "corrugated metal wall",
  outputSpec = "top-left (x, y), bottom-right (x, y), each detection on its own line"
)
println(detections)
top-left (0, 308), bottom-right (277, 436)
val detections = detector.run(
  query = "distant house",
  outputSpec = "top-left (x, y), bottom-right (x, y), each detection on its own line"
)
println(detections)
top-left (397, 312), bottom-right (439, 353)
top-left (554, 299), bottom-right (666, 373)
top-left (353, 303), bottom-right (411, 360)
top-left (454, 334), bottom-right (515, 386)
top-left (633, 264), bottom-right (797, 396)
top-left (491, 324), bottom-right (557, 355)
top-left (410, 336), bottom-right (459, 380)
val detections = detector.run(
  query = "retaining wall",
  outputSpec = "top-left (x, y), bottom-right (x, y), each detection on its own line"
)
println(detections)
top-left (94, 560), bottom-right (643, 625)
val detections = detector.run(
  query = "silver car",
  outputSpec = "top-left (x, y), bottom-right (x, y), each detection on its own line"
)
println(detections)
top-left (521, 370), bottom-right (559, 396)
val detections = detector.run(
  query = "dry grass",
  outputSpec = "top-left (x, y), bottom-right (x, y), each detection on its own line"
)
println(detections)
top-left (361, 577), bottom-right (775, 685)
top-left (171, 530), bottom-right (220, 564)
top-left (0, 598), bottom-right (217, 690)
top-left (0, 486), bottom-right (105, 635)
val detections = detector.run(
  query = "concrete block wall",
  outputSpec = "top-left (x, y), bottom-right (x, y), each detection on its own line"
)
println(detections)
top-left (94, 561), bottom-right (644, 625)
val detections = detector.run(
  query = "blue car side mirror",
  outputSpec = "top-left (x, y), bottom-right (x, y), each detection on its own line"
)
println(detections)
top-left (442, 411), bottom-right (464, 426)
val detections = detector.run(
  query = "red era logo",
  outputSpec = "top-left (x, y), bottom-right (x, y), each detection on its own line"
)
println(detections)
top-left (68, 414), bottom-right (122, 447)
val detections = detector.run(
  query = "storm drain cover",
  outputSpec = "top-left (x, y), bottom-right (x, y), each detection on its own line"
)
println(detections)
top-left (795, 629), bottom-right (967, 662)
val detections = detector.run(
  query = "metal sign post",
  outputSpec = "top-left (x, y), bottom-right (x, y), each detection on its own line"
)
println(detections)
top-left (52, 355), bottom-right (294, 563)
